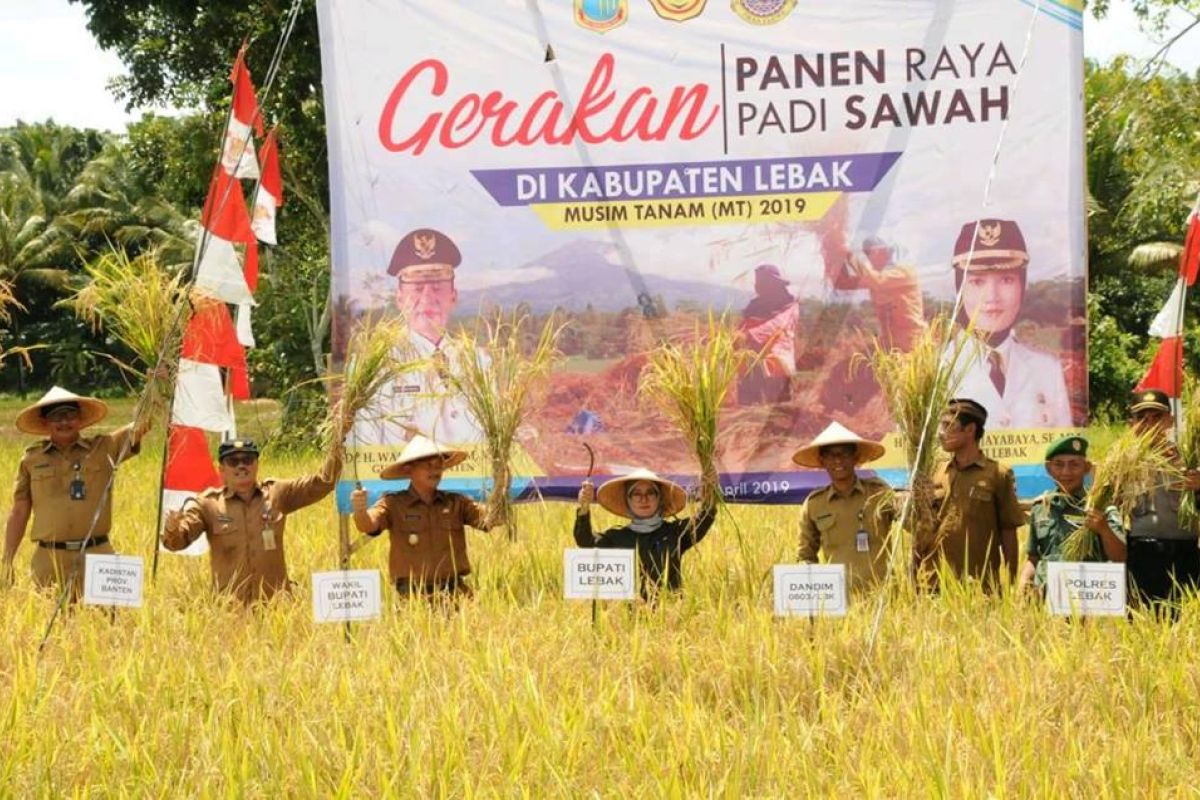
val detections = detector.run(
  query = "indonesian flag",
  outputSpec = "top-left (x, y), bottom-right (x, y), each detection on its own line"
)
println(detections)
top-left (194, 168), bottom-right (258, 305)
top-left (1148, 277), bottom-right (1187, 339)
top-left (161, 425), bottom-right (220, 556)
top-left (1137, 337), bottom-right (1183, 397)
top-left (172, 358), bottom-right (235, 431)
top-left (1181, 201), bottom-right (1200, 286)
top-left (251, 129), bottom-right (282, 246)
top-left (220, 48), bottom-right (263, 179)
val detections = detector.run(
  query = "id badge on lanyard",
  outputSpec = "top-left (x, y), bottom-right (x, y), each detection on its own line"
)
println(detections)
top-left (855, 509), bottom-right (869, 553)
top-left (261, 504), bottom-right (277, 550)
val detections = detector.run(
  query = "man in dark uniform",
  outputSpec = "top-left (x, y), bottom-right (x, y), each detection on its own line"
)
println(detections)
top-left (917, 398), bottom-right (1026, 591)
top-left (3, 387), bottom-right (151, 596)
top-left (1124, 389), bottom-right (1200, 610)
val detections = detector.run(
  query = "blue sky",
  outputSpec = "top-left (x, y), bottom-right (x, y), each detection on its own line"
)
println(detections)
top-left (0, 0), bottom-right (1197, 132)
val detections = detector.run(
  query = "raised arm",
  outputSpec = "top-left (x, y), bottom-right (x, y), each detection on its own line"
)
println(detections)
top-left (675, 498), bottom-right (717, 553)
top-left (162, 501), bottom-right (210, 551)
top-left (573, 479), bottom-right (598, 547)
top-left (274, 446), bottom-right (344, 515)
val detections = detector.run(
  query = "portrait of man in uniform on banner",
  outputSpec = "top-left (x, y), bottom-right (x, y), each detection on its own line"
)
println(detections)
top-left (350, 227), bottom-right (485, 449)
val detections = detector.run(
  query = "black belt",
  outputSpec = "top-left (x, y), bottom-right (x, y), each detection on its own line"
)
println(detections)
top-left (1128, 536), bottom-right (1198, 552)
top-left (37, 535), bottom-right (109, 551)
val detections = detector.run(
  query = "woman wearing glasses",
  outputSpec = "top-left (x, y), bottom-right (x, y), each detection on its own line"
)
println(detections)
top-left (573, 468), bottom-right (716, 600)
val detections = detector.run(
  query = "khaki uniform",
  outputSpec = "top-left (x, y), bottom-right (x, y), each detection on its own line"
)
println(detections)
top-left (361, 488), bottom-right (489, 585)
top-left (162, 453), bottom-right (340, 603)
top-left (12, 425), bottom-right (139, 589)
top-left (798, 477), bottom-right (895, 593)
top-left (922, 455), bottom-right (1025, 589)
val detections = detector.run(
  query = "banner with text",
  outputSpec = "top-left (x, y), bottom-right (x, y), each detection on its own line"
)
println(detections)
top-left (318, 0), bottom-right (1085, 505)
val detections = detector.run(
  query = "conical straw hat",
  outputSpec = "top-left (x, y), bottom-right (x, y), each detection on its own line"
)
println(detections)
top-left (379, 434), bottom-right (468, 479)
top-left (596, 468), bottom-right (688, 519)
top-left (15, 386), bottom-right (108, 435)
top-left (791, 421), bottom-right (886, 468)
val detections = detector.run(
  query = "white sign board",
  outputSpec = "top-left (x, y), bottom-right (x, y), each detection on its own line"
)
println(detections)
top-left (1045, 562), bottom-right (1126, 617)
top-left (83, 554), bottom-right (145, 608)
top-left (312, 569), bottom-right (382, 623)
top-left (563, 548), bottom-right (636, 601)
top-left (773, 564), bottom-right (848, 618)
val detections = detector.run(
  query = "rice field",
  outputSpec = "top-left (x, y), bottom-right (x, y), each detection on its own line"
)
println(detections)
top-left (1, 399), bottom-right (1197, 797)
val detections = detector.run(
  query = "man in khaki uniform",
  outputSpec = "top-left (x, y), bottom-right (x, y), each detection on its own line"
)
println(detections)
top-left (162, 439), bottom-right (342, 604)
top-left (794, 422), bottom-right (895, 594)
top-left (350, 434), bottom-right (494, 599)
top-left (3, 387), bottom-right (150, 595)
top-left (917, 398), bottom-right (1025, 591)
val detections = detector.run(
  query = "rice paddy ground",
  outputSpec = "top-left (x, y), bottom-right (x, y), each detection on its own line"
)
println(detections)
top-left (0, 398), bottom-right (1192, 797)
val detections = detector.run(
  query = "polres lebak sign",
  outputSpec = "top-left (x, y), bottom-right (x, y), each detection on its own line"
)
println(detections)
top-left (317, 0), bottom-right (1086, 509)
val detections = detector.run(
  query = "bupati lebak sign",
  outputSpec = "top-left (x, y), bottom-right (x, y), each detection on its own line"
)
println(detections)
top-left (317, 0), bottom-right (1085, 507)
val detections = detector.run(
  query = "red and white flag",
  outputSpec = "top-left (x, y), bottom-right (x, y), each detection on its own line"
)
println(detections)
top-left (194, 168), bottom-right (257, 305)
top-left (251, 128), bottom-right (282, 245)
top-left (1180, 198), bottom-right (1200, 287)
top-left (1138, 197), bottom-right (1198, 397)
top-left (160, 425), bottom-right (221, 556)
top-left (220, 48), bottom-right (263, 179)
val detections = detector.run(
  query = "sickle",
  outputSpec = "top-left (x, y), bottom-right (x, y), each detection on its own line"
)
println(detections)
top-left (583, 443), bottom-right (595, 478)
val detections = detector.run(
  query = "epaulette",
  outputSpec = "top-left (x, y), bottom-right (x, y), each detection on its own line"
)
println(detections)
top-left (199, 486), bottom-right (224, 498)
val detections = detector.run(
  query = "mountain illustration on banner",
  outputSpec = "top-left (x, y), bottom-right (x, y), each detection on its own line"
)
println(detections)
top-left (455, 239), bottom-right (752, 314)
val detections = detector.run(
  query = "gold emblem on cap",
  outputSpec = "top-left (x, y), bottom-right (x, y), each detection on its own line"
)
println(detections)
top-left (234, 440), bottom-right (244, 448)
top-left (977, 222), bottom-right (1002, 247)
top-left (413, 233), bottom-right (437, 260)
top-left (1072, 439), bottom-right (1081, 451)
top-left (1144, 392), bottom-right (1156, 401)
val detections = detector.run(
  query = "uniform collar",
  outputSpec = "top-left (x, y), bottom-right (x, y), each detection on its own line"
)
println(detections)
top-left (221, 483), bottom-right (264, 501)
top-left (1047, 488), bottom-right (1086, 508)
top-left (944, 453), bottom-right (989, 473)
top-left (827, 477), bottom-right (867, 498)
top-left (41, 436), bottom-right (94, 455)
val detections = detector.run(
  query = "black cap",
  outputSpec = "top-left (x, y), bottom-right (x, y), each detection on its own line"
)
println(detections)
top-left (218, 439), bottom-right (259, 461)
top-left (947, 398), bottom-right (988, 425)
top-left (1130, 389), bottom-right (1171, 414)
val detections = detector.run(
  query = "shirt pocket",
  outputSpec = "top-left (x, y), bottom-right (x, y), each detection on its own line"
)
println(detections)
top-left (813, 514), bottom-right (837, 533)
top-left (968, 485), bottom-right (994, 504)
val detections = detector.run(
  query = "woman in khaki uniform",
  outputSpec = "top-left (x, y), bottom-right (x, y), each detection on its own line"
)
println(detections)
top-left (3, 387), bottom-right (150, 595)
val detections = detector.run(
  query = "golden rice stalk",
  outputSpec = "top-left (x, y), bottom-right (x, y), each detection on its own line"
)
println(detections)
top-left (63, 248), bottom-right (190, 424)
top-left (639, 311), bottom-right (751, 509)
top-left (853, 314), bottom-right (974, 560)
top-left (0, 278), bottom-right (36, 369)
top-left (1062, 424), bottom-right (1183, 560)
top-left (444, 311), bottom-right (565, 538)
top-left (1177, 374), bottom-right (1200, 529)
top-left (322, 315), bottom-right (426, 458)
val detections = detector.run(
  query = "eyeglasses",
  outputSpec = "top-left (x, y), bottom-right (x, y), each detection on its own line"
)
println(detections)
top-left (629, 490), bottom-right (660, 501)
top-left (222, 455), bottom-right (258, 468)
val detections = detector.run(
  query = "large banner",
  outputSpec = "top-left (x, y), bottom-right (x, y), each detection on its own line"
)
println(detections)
top-left (317, 0), bottom-right (1086, 505)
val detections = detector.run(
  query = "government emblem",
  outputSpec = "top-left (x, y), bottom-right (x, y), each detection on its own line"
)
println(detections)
top-left (576, 0), bottom-right (629, 33)
top-left (648, 0), bottom-right (707, 22)
top-left (731, 0), bottom-right (796, 25)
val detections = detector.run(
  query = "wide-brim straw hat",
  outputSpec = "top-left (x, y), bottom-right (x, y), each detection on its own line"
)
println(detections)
top-left (596, 468), bottom-right (688, 519)
top-left (16, 386), bottom-right (108, 435)
top-left (791, 421), bottom-right (886, 468)
top-left (379, 434), bottom-right (468, 479)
